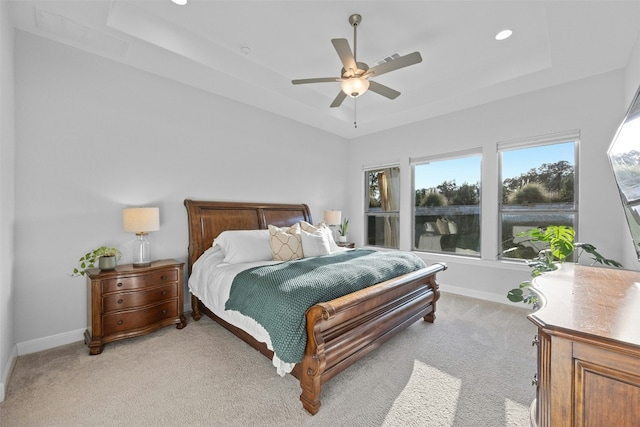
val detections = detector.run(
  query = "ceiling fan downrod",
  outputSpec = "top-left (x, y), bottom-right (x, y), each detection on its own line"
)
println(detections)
top-left (349, 14), bottom-right (361, 62)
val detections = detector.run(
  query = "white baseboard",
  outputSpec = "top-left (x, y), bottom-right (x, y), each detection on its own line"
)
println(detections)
top-left (16, 328), bottom-right (85, 356)
top-left (0, 344), bottom-right (18, 402)
top-left (439, 283), bottom-right (513, 306)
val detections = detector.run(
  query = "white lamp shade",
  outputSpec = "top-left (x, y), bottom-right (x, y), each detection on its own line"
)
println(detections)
top-left (323, 210), bottom-right (342, 226)
top-left (341, 77), bottom-right (370, 98)
top-left (123, 207), bottom-right (160, 233)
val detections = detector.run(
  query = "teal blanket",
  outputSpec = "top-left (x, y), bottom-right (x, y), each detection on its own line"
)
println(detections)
top-left (225, 249), bottom-right (427, 364)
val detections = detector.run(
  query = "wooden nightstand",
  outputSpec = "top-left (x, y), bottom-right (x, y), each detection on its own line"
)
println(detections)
top-left (85, 259), bottom-right (186, 355)
top-left (336, 241), bottom-right (355, 248)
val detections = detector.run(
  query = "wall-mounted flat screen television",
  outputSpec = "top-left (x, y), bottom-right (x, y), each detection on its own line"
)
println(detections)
top-left (608, 87), bottom-right (640, 260)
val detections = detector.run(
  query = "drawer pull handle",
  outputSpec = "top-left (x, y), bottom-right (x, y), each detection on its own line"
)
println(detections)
top-left (161, 275), bottom-right (167, 280)
top-left (117, 299), bottom-right (123, 304)
top-left (117, 320), bottom-right (123, 325)
top-left (161, 290), bottom-right (167, 296)
top-left (117, 282), bottom-right (123, 288)
top-left (532, 335), bottom-right (539, 347)
top-left (162, 309), bottom-right (167, 315)
top-left (532, 373), bottom-right (538, 386)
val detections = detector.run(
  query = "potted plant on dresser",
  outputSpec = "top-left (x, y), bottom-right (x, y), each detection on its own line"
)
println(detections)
top-left (71, 246), bottom-right (122, 277)
top-left (505, 225), bottom-right (621, 305)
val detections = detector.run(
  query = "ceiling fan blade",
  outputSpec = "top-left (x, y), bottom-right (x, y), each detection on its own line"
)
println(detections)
top-left (330, 91), bottom-right (347, 108)
top-left (366, 51), bottom-right (422, 78)
top-left (331, 38), bottom-right (357, 75)
top-left (368, 81), bottom-right (401, 100)
top-left (292, 77), bottom-right (340, 85)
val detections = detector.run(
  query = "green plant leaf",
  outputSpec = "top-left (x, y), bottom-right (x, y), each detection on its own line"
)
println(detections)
top-left (507, 288), bottom-right (524, 302)
top-left (544, 225), bottom-right (574, 260)
top-left (576, 243), bottom-right (623, 268)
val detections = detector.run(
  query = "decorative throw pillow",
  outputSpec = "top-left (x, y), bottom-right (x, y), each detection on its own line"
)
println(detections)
top-left (268, 224), bottom-right (303, 261)
top-left (300, 229), bottom-right (332, 257)
top-left (436, 218), bottom-right (450, 235)
top-left (448, 220), bottom-right (458, 234)
top-left (300, 220), bottom-right (341, 253)
top-left (213, 229), bottom-right (272, 264)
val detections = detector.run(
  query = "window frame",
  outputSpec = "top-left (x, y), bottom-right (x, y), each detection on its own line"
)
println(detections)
top-left (497, 130), bottom-right (580, 260)
top-left (411, 148), bottom-right (483, 257)
top-left (363, 163), bottom-right (401, 249)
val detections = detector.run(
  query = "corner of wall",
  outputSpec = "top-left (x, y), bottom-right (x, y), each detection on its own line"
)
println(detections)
top-left (0, 344), bottom-right (17, 402)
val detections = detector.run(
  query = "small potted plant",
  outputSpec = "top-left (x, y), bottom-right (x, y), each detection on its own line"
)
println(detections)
top-left (338, 218), bottom-right (349, 242)
top-left (71, 246), bottom-right (122, 277)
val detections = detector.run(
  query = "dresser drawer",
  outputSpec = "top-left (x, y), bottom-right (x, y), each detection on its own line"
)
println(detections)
top-left (103, 300), bottom-right (178, 335)
top-left (102, 269), bottom-right (178, 293)
top-left (102, 283), bottom-right (177, 313)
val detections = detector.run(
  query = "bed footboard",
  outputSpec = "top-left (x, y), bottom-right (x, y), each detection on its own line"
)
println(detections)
top-left (299, 262), bottom-right (446, 414)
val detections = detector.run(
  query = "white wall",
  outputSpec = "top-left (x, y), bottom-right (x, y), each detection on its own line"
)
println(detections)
top-left (347, 70), bottom-right (629, 301)
top-left (0, 0), bottom-right (16, 402)
top-left (12, 31), bottom-right (349, 349)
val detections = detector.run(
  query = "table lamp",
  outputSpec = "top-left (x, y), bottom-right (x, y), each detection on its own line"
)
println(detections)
top-left (324, 210), bottom-right (341, 240)
top-left (123, 207), bottom-right (160, 267)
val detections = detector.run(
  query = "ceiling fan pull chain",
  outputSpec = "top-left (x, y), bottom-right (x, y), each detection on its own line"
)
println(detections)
top-left (354, 98), bottom-right (358, 128)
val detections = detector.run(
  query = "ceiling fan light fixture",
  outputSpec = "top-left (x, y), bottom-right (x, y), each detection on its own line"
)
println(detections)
top-left (341, 77), bottom-right (370, 98)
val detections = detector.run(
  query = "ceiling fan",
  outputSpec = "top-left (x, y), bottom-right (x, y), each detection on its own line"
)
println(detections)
top-left (292, 14), bottom-right (423, 108)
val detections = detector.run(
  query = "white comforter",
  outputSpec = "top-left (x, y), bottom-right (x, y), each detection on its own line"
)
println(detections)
top-left (188, 246), bottom-right (297, 376)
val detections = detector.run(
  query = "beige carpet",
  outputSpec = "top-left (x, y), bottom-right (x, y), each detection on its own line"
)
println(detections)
top-left (0, 293), bottom-right (537, 426)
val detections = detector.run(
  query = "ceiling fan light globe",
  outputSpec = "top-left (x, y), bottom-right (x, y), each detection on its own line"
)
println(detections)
top-left (341, 77), bottom-right (370, 98)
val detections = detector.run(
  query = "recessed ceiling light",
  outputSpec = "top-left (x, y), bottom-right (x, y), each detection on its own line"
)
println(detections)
top-left (495, 29), bottom-right (513, 41)
top-left (171, 0), bottom-right (187, 5)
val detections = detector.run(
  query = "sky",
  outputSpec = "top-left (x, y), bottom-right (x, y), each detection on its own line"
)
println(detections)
top-left (415, 142), bottom-right (574, 190)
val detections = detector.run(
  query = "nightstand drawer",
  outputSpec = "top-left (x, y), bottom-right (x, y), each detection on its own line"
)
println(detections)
top-left (102, 269), bottom-right (178, 293)
top-left (103, 300), bottom-right (178, 335)
top-left (102, 283), bottom-right (178, 313)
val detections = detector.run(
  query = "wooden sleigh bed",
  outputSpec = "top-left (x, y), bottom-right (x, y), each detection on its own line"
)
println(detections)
top-left (184, 199), bottom-right (447, 415)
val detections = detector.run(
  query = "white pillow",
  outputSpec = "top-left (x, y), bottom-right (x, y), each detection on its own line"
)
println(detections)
top-left (213, 229), bottom-right (272, 264)
top-left (300, 221), bottom-right (341, 253)
top-left (300, 229), bottom-right (332, 257)
top-left (268, 224), bottom-right (304, 261)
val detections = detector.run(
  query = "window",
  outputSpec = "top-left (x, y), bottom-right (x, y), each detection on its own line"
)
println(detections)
top-left (365, 166), bottom-right (400, 248)
top-left (413, 152), bottom-right (481, 256)
top-left (499, 134), bottom-right (577, 259)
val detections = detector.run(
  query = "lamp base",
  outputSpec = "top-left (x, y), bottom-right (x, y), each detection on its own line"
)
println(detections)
top-left (133, 261), bottom-right (151, 268)
top-left (132, 233), bottom-right (151, 267)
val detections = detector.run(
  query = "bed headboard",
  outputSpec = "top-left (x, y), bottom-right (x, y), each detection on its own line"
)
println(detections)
top-left (183, 200), bottom-right (312, 274)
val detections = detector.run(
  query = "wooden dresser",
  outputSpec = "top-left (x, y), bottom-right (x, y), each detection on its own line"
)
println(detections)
top-left (528, 264), bottom-right (640, 427)
top-left (85, 259), bottom-right (186, 355)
